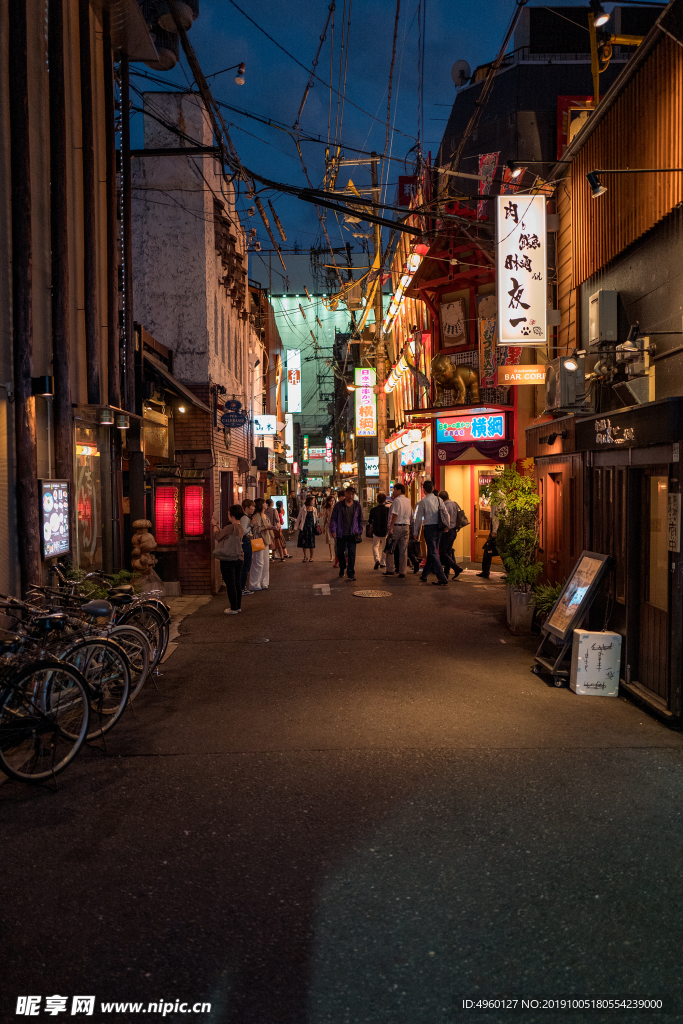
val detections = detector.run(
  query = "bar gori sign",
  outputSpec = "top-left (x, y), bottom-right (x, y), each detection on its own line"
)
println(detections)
top-left (497, 365), bottom-right (546, 385)
top-left (355, 367), bottom-right (377, 437)
top-left (496, 194), bottom-right (547, 346)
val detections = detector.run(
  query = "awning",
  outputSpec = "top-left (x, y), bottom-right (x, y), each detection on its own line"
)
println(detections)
top-left (143, 353), bottom-right (212, 414)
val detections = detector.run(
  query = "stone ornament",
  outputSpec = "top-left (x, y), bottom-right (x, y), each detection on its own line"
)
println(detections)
top-left (131, 518), bottom-right (158, 574)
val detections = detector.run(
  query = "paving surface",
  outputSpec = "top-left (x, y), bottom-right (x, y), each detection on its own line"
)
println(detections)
top-left (2, 545), bottom-right (683, 1024)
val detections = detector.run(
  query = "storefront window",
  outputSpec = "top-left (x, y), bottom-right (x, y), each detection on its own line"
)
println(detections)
top-left (75, 426), bottom-right (102, 570)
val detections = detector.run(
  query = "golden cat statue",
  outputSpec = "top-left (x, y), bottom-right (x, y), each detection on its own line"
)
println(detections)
top-left (431, 352), bottom-right (480, 406)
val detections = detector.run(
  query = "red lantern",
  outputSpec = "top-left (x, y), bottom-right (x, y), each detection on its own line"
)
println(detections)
top-left (155, 485), bottom-right (179, 545)
top-left (183, 484), bottom-right (204, 536)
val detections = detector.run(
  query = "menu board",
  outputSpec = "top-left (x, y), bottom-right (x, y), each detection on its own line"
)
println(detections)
top-left (40, 480), bottom-right (70, 559)
top-left (546, 552), bottom-right (610, 640)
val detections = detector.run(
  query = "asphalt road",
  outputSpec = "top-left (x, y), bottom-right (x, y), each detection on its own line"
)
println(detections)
top-left (2, 545), bottom-right (683, 1024)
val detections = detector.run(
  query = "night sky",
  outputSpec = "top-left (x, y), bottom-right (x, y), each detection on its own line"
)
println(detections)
top-left (129, 0), bottom-right (599, 292)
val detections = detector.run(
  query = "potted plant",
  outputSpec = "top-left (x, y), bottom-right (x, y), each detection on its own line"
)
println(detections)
top-left (481, 464), bottom-right (542, 634)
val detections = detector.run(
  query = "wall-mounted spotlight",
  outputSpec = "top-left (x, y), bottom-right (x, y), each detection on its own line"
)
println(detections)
top-left (31, 375), bottom-right (54, 397)
top-left (506, 160), bottom-right (522, 179)
top-left (587, 171), bottom-right (608, 198)
top-left (346, 381), bottom-right (356, 392)
top-left (590, 0), bottom-right (610, 27)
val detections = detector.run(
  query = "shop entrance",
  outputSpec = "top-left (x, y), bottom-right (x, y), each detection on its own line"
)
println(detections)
top-left (473, 467), bottom-right (503, 566)
top-left (220, 471), bottom-right (234, 526)
top-left (638, 468), bottom-right (669, 701)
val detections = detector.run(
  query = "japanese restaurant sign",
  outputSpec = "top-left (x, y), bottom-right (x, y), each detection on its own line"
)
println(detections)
top-left (497, 365), bottom-right (546, 385)
top-left (496, 194), bottom-right (547, 346)
top-left (325, 436), bottom-right (333, 463)
top-left (436, 412), bottom-right (507, 443)
top-left (287, 349), bottom-right (302, 413)
top-left (354, 367), bottom-right (377, 437)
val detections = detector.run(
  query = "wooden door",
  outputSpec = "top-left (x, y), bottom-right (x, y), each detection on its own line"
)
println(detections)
top-left (220, 471), bottom-right (233, 527)
top-left (639, 468), bottom-right (670, 700)
top-left (545, 471), bottom-right (564, 586)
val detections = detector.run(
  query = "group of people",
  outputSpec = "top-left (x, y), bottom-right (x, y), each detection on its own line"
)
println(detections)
top-left (213, 480), bottom-right (483, 614)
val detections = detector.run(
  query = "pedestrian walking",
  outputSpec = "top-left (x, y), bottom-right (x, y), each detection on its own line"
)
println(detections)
top-left (250, 498), bottom-right (273, 590)
top-left (294, 496), bottom-right (317, 562)
top-left (329, 486), bottom-right (363, 581)
top-left (211, 504), bottom-right (245, 615)
top-left (321, 495), bottom-right (336, 562)
top-left (368, 492), bottom-right (390, 570)
top-left (478, 503), bottom-right (500, 579)
top-left (414, 481), bottom-right (449, 585)
top-left (240, 498), bottom-right (255, 595)
top-left (438, 489), bottom-right (463, 580)
top-left (383, 482), bottom-right (411, 578)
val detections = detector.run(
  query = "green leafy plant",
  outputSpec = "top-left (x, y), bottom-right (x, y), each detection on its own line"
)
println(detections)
top-left (534, 579), bottom-right (565, 617)
top-left (63, 566), bottom-right (142, 600)
top-left (481, 465), bottom-right (542, 594)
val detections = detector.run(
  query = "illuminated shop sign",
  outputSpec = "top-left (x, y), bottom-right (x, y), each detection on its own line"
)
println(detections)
top-left (354, 367), bottom-right (377, 437)
top-left (365, 456), bottom-right (379, 477)
top-left (254, 415), bottom-right (277, 434)
top-left (308, 446), bottom-right (326, 458)
top-left (287, 349), bottom-right (302, 412)
top-left (400, 441), bottom-right (425, 466)
top-left (285, 413), bottom-right (294, 464)
top-left (325, 436), bottom-right (333, 463)
top-left (496, 194), bottom-right (547, 346)
top-left (40, 480), bottom-right (71, 559)
top-left (302, 435), bottom-right (309, 463)
top-left (436, 413), bottom-right (507, 443)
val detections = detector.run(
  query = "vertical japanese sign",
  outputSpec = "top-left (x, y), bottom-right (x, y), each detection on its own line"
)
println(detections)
top-left (302, 435), bottom-right (309, 464)
top-left (496, 194), bottom-right (547, 346)
top-left (287, 349), bottom-right (302, 413)
top-left (478, 318), bottom-right (498, 388)
top-left (285, 413), bottom-right (294, 464)
top-left (325, 436), bottom-right (333, 463)
top-left (354, 367), bottom-right (377, 437)
top-left (477, 152), bottom-right (499, 220)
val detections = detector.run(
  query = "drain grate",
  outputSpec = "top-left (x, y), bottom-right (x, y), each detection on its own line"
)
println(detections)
top-left (353, 590), bottom-right (392, 598)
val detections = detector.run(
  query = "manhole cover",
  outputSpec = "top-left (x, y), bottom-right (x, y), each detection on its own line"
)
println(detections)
top-left (247, 637), bottom-right (270, 643)
top-left (353, 590), bottom-right (392, 598)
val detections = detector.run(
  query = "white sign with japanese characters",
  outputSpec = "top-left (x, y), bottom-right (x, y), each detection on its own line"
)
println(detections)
top-left (496, 194), bottom-right (547, 346)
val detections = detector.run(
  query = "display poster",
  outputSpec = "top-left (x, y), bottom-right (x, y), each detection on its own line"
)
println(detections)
top-left (287, 349), bottom-right (302, 412)
top-left (41, 480), bottom-right (71, 559)
top-left (496, 194), bottom-right (547, 346)
top-left (285, 413), bottom-right (294, 464)
top-left (400, 441), bottom-right (425, 466)
top-left (547, 555), bottom-right (604, 635)
top-left (437, 412), bottom-right (507, 443)
top-left (271, 496), bottom-right (289, 531)
top-left (440, 299), bottom-right (466, 347)
top-left (354, 367), bottom-right (377, 437)
top-left (365, 456), bottom-right (379, 477)
top-left (254, 415), bottom-right (277, 434)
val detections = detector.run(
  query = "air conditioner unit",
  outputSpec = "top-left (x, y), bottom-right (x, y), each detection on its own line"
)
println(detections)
top-left (544, 356), bottom-right (587, 412)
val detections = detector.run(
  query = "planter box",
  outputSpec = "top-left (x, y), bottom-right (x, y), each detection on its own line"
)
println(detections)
top-left (507, 586), bottom-right (536, 634)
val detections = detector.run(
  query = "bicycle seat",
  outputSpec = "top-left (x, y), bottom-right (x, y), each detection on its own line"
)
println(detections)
top-left (108, 593), bottom-right (133, 606)
top-left (81, 600), bottom-right (113, 618)
top-left (109, 585), bottom-right (134, 595)
top-left (32, 612), bottom-right (68, 632)
top-left (0, 631), bottom-right (22, 651)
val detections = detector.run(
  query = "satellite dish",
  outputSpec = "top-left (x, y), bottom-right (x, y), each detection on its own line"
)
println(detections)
top-left (451, 60), bottom-right (471, 88)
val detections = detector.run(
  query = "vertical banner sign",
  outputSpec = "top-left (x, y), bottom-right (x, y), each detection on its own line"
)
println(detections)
top-left (287, 349), bottom-right (302, 413)
top-left (285, 413), bottom-right (294, 464)
top-left (302, 435), bottom-right (309, 464)
top-left (496, 194), bottom-right (547, 346)
top-left (477, 152), bottom-right (499, 220)
top-left (325, 436), bottom-right (333, 463)
top-left (478, 318), bottom-right (498, 388)
top-left (354, 367), bottom-right (377, 437)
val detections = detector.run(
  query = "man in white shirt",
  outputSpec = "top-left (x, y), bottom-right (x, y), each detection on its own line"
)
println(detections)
top-left (414, 480), bottom-right (449, 585)
top-left (384, 483), bottom-right (412, 578)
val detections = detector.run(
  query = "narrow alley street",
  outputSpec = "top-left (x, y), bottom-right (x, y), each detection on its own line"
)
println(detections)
top-left (3, 547), bottom-right (683, 1023)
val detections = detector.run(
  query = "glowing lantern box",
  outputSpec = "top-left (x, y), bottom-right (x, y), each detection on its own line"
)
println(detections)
top-left (354, 366), bottom-right (377, 437)
top-left (155, 485), bottom-right (179, 546)
top-left (183, 484), bottom-right (204, 536)
top-left (570, 629), bottom-right (621, 696)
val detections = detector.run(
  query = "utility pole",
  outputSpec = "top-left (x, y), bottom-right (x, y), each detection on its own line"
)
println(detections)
top-left (371, 153), bottom-right (389, 494)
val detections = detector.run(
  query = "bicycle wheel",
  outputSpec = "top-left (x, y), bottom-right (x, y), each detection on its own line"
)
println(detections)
top-left (107, 624), bottom-right (151, 702)
top-left (119, 604), bottom-right (167, 668)
top-left (62, 638), bottom-right (131, 739)
top-left (0, 660), bottom-right (89, 782)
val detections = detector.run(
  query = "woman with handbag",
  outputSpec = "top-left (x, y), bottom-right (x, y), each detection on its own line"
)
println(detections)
top-left (250, 498), bottom-right (273, 591)
top-left (211, 504), bottom-right (245, 615)
top-left (294, 495), bottom-right (317, 562)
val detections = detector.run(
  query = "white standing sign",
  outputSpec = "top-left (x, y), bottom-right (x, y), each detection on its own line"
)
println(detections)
top-left (287, 349), bottom-right (302, 413)
top-left (496, 194), bottom-right (547, 346)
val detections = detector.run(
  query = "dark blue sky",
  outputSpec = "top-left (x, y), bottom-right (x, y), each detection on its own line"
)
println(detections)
top-left (130, 0), bottom-right (597, 292)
